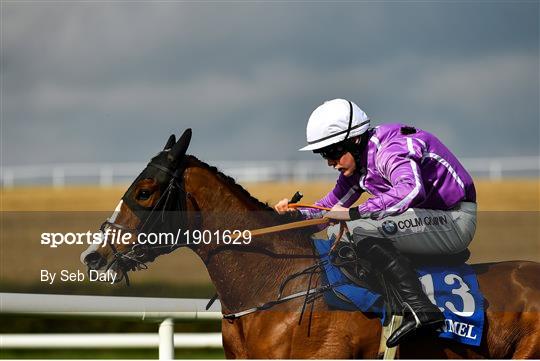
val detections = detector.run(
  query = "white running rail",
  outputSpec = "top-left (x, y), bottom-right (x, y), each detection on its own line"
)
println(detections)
top-left (1, 157), bottom-right (538, 187)
top-left (0, 333), bottom-right (223, 349)
top-left (0, 293), bottom-right (222, 360)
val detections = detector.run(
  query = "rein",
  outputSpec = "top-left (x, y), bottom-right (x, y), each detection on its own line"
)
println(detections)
top-left (243, 218), bottom-right (329, 237)
top-left (288, 203), bottom-right (331, 211)
top-left (234, 203), bottom-right (331, 238)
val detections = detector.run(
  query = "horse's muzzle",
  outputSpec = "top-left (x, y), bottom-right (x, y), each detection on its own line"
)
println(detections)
top-left (83, 251), bottom-right (107, 270)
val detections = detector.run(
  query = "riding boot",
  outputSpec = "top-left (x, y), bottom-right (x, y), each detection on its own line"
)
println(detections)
top-left (355, 237), bottom-right (445, 348)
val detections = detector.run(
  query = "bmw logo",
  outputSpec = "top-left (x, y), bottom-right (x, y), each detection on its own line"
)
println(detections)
top-left (381, 220), bottom-right (398, 235)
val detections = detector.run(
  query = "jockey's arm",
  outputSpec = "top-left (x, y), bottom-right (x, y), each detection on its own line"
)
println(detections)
top-left (349, 140), bottom-right (426, 220)
top-left (298, 174), bottom-right (362, 220)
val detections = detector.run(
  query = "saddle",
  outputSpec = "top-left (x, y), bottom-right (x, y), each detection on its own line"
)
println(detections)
top-left (329, 241), bottom-right (471, 318)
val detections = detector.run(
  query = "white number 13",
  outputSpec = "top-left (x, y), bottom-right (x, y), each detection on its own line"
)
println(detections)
top-left (419, 273), bottom-right (475, 317)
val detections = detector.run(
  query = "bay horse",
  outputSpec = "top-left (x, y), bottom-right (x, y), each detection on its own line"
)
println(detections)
top-left (81, 130), bottom-right (540, 358)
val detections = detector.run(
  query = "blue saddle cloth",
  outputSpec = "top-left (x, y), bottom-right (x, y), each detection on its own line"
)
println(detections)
top-left (314, 238), bottom-right (484, 347)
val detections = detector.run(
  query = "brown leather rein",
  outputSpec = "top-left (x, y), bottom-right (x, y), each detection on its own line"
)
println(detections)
top-left (239, 203), bottom-right (350, 249)
top-left (238, 203), bottom-right (332, 237)
top-left (247, 217), bottom-right (329, 237)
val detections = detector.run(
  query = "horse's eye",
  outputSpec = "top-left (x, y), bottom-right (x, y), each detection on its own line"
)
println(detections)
top-left (137, 189), bottom-right (152, 201)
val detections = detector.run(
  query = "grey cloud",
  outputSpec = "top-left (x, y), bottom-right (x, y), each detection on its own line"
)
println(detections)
top-left (2, 2), bottom-right (538, 165)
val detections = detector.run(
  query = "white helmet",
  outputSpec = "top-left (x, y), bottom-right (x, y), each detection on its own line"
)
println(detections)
top-left (299, 98), bottom-right (370, 151)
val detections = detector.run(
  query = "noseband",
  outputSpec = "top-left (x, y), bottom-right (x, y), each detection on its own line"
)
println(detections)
top-left (99, 160), bottom-right (201, 285)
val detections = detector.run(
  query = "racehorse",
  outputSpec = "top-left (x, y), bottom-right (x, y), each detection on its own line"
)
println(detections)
top-left (81, 130), bottom-right (540, 358)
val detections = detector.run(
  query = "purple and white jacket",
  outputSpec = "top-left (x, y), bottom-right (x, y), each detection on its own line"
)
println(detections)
top-left (300, 124), bottom-right (476, 220)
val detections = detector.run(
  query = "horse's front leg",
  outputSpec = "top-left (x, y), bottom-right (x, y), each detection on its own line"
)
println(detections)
top-left (222, 319), bottom-right (248, 359)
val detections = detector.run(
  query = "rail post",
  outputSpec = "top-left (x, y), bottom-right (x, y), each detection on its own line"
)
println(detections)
top-left (52, 167), bottom-right (65, 188)
top-left (489, 161), bottom-right (502, 181)
top-left (159, 318), bottom-right (175, 360)
top-left (99, 166), bottom-right (114, 188)
top-left (2, 169), bottom-right (14, 188)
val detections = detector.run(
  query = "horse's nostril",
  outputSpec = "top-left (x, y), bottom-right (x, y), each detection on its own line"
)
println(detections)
top-left (84, 252), bottom-right (106, 270)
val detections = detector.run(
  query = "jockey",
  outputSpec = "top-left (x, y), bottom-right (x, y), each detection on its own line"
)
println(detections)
top-left (274, 98), bottom-right (477, 347)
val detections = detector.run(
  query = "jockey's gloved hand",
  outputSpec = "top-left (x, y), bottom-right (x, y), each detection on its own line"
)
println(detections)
top-left (274, 198), bottom-right (294, 214)
top-left (324, 204), bottom-right (351, 221)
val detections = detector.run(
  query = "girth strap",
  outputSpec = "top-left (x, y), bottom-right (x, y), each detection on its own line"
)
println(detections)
top-left (222, 282), bottom-right (347, 320)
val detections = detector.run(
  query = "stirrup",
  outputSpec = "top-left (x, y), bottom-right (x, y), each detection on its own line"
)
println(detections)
top-left (402, 302), bottom-right (421, 328)
top-left (385, 303), bottom-right (423, 348)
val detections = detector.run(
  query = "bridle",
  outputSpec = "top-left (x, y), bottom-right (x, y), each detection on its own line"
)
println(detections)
top-left (99, 158), bottom-right (201, 286)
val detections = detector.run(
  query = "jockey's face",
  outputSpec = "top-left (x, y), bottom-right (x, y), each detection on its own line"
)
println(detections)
top-left (327, 151), bottom-right (356, 177)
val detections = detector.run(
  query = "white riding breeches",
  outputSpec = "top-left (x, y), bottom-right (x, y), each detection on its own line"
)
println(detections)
top-left (327, 202), bottom-right (477, 255)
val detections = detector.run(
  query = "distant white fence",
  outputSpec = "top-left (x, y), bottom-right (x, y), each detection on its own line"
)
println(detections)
top-left (1, 156), bottom-right (539, 188)
top-left (0, 293), bottom-right (222, 360)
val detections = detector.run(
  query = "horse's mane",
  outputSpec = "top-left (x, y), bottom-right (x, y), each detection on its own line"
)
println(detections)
top-left (186, 155), bottom-right (301, 223)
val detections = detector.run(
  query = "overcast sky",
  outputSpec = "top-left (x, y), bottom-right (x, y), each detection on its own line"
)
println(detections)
top-left (2, 1), bottom-right (538, 166)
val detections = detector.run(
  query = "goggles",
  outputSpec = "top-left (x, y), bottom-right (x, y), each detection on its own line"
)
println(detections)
top-left (315, 143), bottom-right (347, 160)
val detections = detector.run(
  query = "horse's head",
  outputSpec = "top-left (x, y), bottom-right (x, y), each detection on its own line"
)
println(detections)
top-left (80, 129), bottom-right (195, 284)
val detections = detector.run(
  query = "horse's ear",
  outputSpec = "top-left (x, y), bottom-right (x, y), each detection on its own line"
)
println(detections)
top-left (163, 134), bottom-right (176, 150)
top-left (168, 128), bottom-right (192, 165)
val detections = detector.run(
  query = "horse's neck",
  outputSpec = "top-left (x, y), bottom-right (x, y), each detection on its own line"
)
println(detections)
top-left (184, 164), bottom-right (317, 313)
